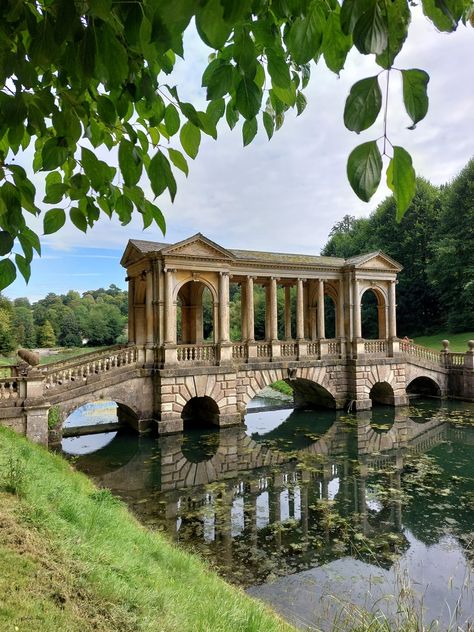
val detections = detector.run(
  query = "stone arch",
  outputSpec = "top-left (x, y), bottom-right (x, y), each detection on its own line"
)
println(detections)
top-left (357, 364), bottom-right (404, 406)
top-left (181, 395), bottom-right (220, 427)
top-left (173, 275), bottom-right (218, 303)
top-left (369, 381), bottom-right (395, 405)
top-left (60, 399), bottom-right (140, 430)
top-left (176, 278), bottom-right (217, 344)
top-left (360, 285), bottom-right (387, 339)
top-left (406, 376), bottom-right (441, 398)
top-left (237, 366), bottom-right (338, 412)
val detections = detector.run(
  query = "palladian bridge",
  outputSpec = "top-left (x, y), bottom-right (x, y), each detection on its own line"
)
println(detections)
top-left (0, 233), bottom-right (473, 444)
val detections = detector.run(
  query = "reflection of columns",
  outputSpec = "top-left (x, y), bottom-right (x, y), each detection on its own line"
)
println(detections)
top-left (337, 279), bottom-right (345, 338)
top-left (164, 268), bottom-right (176, 344)
top-left (146, 270), bottom-right (153, 345)
top-left (128, 277), bottom-right (135, 344)
top-left (284, 285), bottom-right (292, 340)
top-left (317, 279), bottom-right (325, 339)
top-left (353, 278), bottom-right (362, 339)
top-left (269, 277), bottom-right (278, 340)
top-left (388, 280), bottom-right (397, 338)
top-left (219, 272), bottom-right (230, 343)
top-left (246, 276), bottom-right (254, 341)
top-left (296, 278), bottom-right (304, 340)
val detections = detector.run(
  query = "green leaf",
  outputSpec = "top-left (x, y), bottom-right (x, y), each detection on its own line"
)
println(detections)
top-left (116, 195), bottom-right (133, 224)
top-left (207, 98), bottom-right (226, 126)
top-left (322, 10), bottom-right (353, 73)
top-left (0, 259), bottom-right (16, 290)
top-left (164, 104), bottom-right (180, 136)
top-left (96, 96), bottom-right (117, 125)
top-left (422, 0), bottom-right (464, 31)
top-left (262, 112), bottom-right (274, 140)
top-left (286, 1), bottom-right (326, 64)
top-left (375, 0), bottom-right (411, 68)
top-left (21, 228), bottom-right (41, 256)
top-left (195, 0), bottom-right (232, 49)
top-left (118, 140), bottom-right (142, 186)
top-left (401, 69), bottom-right (430, 128)
top-left (41, 138), bottom-right (69, 171)
top-left (226, 102), bottom-right (239, 130)
top-left (242, 117), bottom-right (258, 146)
top-left (347, 140), bottom-right (382, 201)
top-left (236, 78), bottom-right (261, 120)
top-left (43, 208), bottom-right (66, 235)
top-left (0, 231), bottom-right (14, 256)
top-left (180, 122), bottom-right (201, 159)
top-left (145, 200), bottom-right (166, 234)
top-left (386, 146), bottom-right (416, 220)
top-left (204, 63), bottom-right (233, 100)
top-left (148, 151), bottom-right (177, 201)
top-left (43, 182), bottom-right (68, 204)
top-left (344, 76), bottom-right (382, 132)
top-left (267, 52), bottom-right (292, 90)
top-left (296, 92), bottom-right (307, 116)
top-left (353, 2), bottom-right (388, 55)
top-left (15, 254), bottom-right (30, 284)
top-left (70, 207), bottom-right (87, 233)
top-left (95, 23), bottom-right (129, 87)
top-left (168, 148), bottom-right (189, 176)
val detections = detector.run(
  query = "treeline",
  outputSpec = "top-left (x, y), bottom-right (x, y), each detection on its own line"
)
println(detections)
top-left (322, 158), bottom-right (474, 337)
top-left (0, 284), bottom-right (127, 354)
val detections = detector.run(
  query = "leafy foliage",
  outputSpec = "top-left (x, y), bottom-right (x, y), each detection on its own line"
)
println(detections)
top-left (0, 0), bottom-right (472, 290)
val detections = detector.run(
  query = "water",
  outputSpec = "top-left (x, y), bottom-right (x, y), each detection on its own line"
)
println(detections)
top-left (60, 398), bottom-right (474, 630)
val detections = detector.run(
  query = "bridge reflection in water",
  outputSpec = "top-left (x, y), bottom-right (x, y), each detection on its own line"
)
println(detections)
top-left (63, 401), bottom-right (474, 615)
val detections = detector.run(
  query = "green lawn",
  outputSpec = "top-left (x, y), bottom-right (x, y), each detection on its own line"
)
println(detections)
top-left (0, 428), bottom-right (293, 632)
top-left (413, 332), bottom-right (474, 353)
top-left (0, 346), bottom-right (106, 367)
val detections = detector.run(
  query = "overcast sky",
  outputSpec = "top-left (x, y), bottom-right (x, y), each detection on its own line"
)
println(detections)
top-left (5, 8), bottom-right (473, 300)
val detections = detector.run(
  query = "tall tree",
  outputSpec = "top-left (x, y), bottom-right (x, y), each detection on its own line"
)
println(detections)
top-left (0, 0), bottom-right (472, 289)
top-left (37, 320), bottom-right (56, 348)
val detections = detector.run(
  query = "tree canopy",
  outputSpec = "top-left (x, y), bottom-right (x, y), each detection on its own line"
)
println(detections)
top-left (0, 0), bottom-right (473, 290)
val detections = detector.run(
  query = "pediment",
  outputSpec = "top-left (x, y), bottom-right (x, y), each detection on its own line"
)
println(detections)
top-left (347, 251), bottom-right (402, 272)
top-left (161, 233), bottom-right (235, 260)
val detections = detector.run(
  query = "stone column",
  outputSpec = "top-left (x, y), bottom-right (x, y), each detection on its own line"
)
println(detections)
top-left (317, 278), bottom-right (325, 339)
top-left (296, 278), bottom-right (304, 340)
top-left (284, 285), bottom-right (292, 340)
top-left (145, 270), bottom-right (153, 345)
top-left (219, 272), bottom-right (230, 342)
top-left (164, 268), bottom-right (176, 345)
top-left (246, 276), bottom-right (255, 342)
top-left (269, 277), bottom-right (278, 341)
top-left (388, 280), bottom-right (397, 338)
top-left (128, 276), bottom-right (135, 344)
top-left (353, 278), bottom-right (362, 339)
top-left (240, 281), bottom-right (248, 341)
top-left (337, 279), bottom-right (345, 338)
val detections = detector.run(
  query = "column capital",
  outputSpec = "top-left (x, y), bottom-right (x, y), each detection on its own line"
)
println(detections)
top-left (163, 267), bottom-right (177, 274)
top-left (219, 270), bottom-right (230, 277)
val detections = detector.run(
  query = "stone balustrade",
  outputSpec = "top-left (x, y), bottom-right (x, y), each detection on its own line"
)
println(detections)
top-left (400, 340), bottom-right (442, 364)
top-left (176, 344), bottom-right (217, 363)
top-left (0, 379), bottom-right (18, 400)
top-left (363, 340), bottom-right (387, 355)
top-left (444, 352), bottom-right (465, 367)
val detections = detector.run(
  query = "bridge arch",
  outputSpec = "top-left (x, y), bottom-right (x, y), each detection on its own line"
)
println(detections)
top-left (60, 399), bottom-right (140, 431)
top-left (406, 376), bottom-right (441, 398)
top-left (182, 396), bottom-right (220, 428)
top-left (369, 381), bottom-right (395, 406)
top-left (360, 285), bottom-right (388, 340)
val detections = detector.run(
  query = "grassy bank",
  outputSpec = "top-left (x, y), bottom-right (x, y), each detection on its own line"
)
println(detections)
top-left (0, 428), bottom-right (293, 632)
top-left (0, 346), bottom-right (104, 366)
top-left (413, 332), bottom-right (473, 352)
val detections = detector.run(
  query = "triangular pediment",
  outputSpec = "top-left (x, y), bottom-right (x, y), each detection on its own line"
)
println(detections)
top-left (161, 233), bottom-right (235, 260)
top-left (346, 251), bottom-right (402, 272)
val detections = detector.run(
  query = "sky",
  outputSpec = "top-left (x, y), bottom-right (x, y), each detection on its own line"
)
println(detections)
top-left (5, 8), bottom-right (473, 301)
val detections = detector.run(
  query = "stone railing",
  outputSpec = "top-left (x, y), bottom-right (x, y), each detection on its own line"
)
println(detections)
top-left (43, 346), bottom-right (138, 390)
top-left (399, 341), bottom-right (442, 365)
top-left (256, 342), bottom-right (271, 358)
top-left (38, 345), bottom-right (128, 375)
top-left (307, 341), bottom-right (320, 356)
top-left (232, 343), bottom-right (247, 360)
top-left (443, 352), bottom-right (464, 368)
top-left (327, 340), bottom-right (341, 356)
top-left (281, 342), bottom-right (297, 357)
top-left (0, 379), bottom-right (19, 401)
top-left (176, 344), bottom-right (217, 363)
top-left (364, 340), bottom-right (387, 355)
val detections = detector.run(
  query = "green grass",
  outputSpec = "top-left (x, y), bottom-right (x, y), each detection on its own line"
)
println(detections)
top-left (0, 428), bottom-right (293, 632)
top-left (413, 332), bottom-right (474, 353)
top-left (0, 346), bottom-right (106, 367)
top-left (270, 380), bottom-right (294, 396)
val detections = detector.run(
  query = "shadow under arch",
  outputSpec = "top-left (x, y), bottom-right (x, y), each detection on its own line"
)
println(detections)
top-left (288, 378), bottom-right (336, 410)
top-left (61, 399), bottom-right (140, 432)
top-left (182, 395), bottom-right (220, 429)
top-left (370, 382), bottom-right (395, 406)
top-left (407, 376), bottom-right (441, 398)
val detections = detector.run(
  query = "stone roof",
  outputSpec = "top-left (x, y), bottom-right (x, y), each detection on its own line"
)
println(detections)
top-left (129, 239), bottom-right (169, 253)
top-left (230, 249), bottom-right (344, 266)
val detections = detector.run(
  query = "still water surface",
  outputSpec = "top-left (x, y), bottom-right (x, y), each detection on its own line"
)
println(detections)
top-left (60, 398), bottom-right (474, 630)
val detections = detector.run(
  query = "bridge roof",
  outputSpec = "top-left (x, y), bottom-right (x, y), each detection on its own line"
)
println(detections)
top-left (122, 236), bottom-right (401, 271)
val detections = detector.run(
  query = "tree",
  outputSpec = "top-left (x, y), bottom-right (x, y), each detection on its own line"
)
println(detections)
top-left (58, 309), bottom-right (82, 347)
top-left (429, 159), bottom-right (474, 332)
top-left (12, 305), bottom-right (36, 348)
top-left (37, 320), bottom-right (56, 348)
top-left (0, 0), bottom-right (472, 290)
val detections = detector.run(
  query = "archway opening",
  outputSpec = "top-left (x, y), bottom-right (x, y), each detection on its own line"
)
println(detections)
top-left (177, 281), bottom-right (215, 344)
top-left (407, 377), bottom-right (441, 399)
top-left (290, 378), bottom-right (336, 410)
top-left (182, 396), bottom-right (220, 429)
top-left (370, 382), bottom-right (395, 406)
top-left (324, 295), bottom-right (336, 339)
top-left (361, 289), bottom-right (385, 339)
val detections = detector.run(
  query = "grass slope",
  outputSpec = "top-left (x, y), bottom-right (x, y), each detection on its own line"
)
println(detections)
top-left (0, 428), bottom-right (294, 632)
top-left (414, 332), bottom-right (473, 353)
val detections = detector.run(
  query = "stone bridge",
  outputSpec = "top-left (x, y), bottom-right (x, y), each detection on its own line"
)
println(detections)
top-left (0, 233), bottom-right (472, 444)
